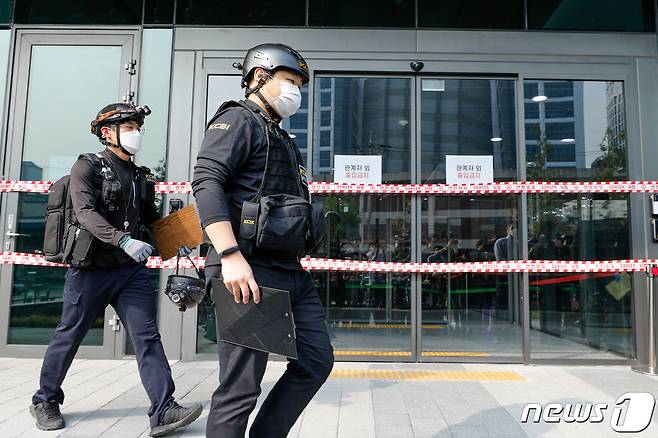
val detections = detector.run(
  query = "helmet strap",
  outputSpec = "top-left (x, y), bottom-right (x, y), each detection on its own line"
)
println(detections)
top-left (244, 71), bottom-right (282, 121)
top-left (255, 90), bottom-right (282, 123)
top-left (112, 125), bottom-right (135, 157)
top-left (246, 70), bottom-right (271, 96)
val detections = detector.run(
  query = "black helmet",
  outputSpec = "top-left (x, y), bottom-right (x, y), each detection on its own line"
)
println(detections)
top-left (90, 102), bottom-right (151, 139)
top-left (164, 274), bottom-right (205, 312)
top-left (237, 43), bottom-right (310, 90)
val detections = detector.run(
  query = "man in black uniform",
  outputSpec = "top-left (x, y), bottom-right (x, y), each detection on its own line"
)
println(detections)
top-left (192, 44), bottom-right (334, 438)
top-left (30, 103), bottom-right (202, 437)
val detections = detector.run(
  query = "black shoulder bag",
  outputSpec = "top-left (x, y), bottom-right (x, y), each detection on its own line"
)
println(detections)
top-left (235, 102), bottom-right (326, 259)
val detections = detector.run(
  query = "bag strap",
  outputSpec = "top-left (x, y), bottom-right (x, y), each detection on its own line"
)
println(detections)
top-left (78, 152), bottom-right (112, 182)
top-left (232, 100), bottom-right (273, 201)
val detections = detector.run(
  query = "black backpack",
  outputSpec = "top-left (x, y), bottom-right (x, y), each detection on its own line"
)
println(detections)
top-left (43, 153), bottom-right (109, 263)
top-left (43, 174), bottom-right (76, 262)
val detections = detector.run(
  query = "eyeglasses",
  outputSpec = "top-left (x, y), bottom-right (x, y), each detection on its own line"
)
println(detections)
top-left (120, 126), bottom-right (146, 134)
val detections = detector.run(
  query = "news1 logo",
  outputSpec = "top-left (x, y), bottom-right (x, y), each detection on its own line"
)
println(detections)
top-left (520, 392), bottom-right (656, 433)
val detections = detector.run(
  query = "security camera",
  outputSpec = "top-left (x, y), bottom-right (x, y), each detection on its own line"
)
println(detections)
top-left (410, 61), bottom-right (424, 72)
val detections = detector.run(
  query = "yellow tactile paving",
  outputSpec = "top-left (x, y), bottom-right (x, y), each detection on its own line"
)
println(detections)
top-left (334, 350), bottom-right (412, 356)
top-left (329, 369), bottom-right (524, 381)
top-left (333, 350), bottom-right (490, 357)
top-left (422, 351), bottom-right (490, 357)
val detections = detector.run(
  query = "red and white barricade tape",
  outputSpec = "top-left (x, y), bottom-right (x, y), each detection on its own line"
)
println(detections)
top-left (4, 180), bottom-right (658, 195)
top-left (309, 181), bottom-right (658, 195)
top-left (2, 179), bottom-right (656, 273)
top-left (1, 252), bottom-right (656, 273)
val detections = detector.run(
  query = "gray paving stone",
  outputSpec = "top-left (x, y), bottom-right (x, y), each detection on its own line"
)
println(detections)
top-left (5, 359), bottom-right (658, 438)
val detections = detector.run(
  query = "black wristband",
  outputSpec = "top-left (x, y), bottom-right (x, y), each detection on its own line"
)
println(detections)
top-left (218, 245), bottom-right (240, 260)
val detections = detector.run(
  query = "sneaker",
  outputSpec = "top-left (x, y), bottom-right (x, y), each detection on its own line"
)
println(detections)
top-left (29, 401), bottom-right (65, 431)
top-left (149, 401), bottom-right (203, 437)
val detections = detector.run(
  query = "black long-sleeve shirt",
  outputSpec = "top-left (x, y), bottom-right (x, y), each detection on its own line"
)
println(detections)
top-left (69, 148), bottom-right (159, 267)
top-left (192, 100), bottom-right (301, 270)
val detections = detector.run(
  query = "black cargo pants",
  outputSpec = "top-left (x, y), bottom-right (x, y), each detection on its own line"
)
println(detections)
top-left (204, 262), bottom-right (334, 438)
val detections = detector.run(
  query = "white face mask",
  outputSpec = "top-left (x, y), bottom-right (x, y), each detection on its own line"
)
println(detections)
top-left (118, 129), bottom-right (142, 155)
top-left (271, 82), bottom-right (302, 119)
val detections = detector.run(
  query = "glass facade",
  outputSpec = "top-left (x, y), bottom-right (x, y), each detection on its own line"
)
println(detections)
top-left (144, 0), bottom-right (175, 25)
top-left (7, 45), bottom-right (123, 344)
top-left (14, 0), bottom-right (142, 24)
top-left (309, 0), bottom-right (415, 27)
top-left (420, 79), bottom-right (517, 183)
top-left (0, 5), bottom-right (652, 364)
top-left (1, 0), bottom-right (654, 31)
top-left (188, 69), bottom-right (637, 361)
top-left (176, 0), bottom-right (306, 26)
top-left (312, 77), bottom-right (413, 184)
top-left (523, 80), bottom-right (633, 359)
top-left (316, 194), bottom-right (413, 356)
top-left (527, 0), bottom-right (656, 32)
top-left (0, 1), bottom-right (12, 24)
top-left (418, 0), bottom-right (524, 29)
top-left (420, 197), bottom-right (521, 358)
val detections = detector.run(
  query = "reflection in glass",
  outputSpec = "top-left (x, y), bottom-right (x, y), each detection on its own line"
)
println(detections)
top-left (8, 45), bottom-right (122, 345)
top-left (420, 196), bottom-right (522, 357)
top-left (0, 31), bottom-right (8, 147)
top-left (527, 193), bottom-right (633, 359)
top-left (196, 290), bottom-right (217, 354)
top-left (176, 0), bottom-right (306, 25)
top-left (312, 77), bottom-right (412, 184)
top-left (282, 86), bottom-right (309, 167)
top-left (8, 194), bottom-right (104, 345)
top-left (0, 1), bottom-right (11, 23)
top-left (144, 0), bottom-right (175, 24)
top-left (14, 0), bottom-right (141, 24)
top-left (421, 79), bottom-right (517, 183)
top-left (311, 194), bottom-right (412, 355)
top-left (527, 0), bottom-right (655, 32)
top-left (524, 81), bottom-right (633, 359)
top-left (524, 80), bottom-right (627, 181)
top-left (418, 0), bottom-right (523, 29)
top-left (309, 0), bottom-right (414, 27)
top-left (137, 29), bottom-right (173, 180)
top-left (22, 46), bottom-right (121, 181)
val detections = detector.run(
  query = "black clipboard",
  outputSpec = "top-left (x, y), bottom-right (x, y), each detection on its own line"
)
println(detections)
top-left (211, 279), bottom-right (298, 359)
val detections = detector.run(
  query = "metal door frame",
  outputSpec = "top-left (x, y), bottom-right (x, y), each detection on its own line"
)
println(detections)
top-left (170, 28), bottom-right (652, 365)
top-left (413, 74), bottom-right (526, 364)
top-left (0, 28), bottom-right (140, 358)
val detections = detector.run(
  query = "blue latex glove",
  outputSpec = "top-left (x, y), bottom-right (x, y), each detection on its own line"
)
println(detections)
top-left (178, 245), bottom-right (192, 257)
top-left (119, 237), bottom-right (154, 263)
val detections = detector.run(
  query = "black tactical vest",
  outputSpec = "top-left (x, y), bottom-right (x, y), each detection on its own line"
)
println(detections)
top-left (207, 100), bottom-right (324, 260)
top-left (211, 100), bottom-right (309, 203)
top-left (258, 118), bottom-right (309, 201)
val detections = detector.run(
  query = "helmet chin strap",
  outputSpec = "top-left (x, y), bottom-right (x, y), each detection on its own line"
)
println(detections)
top-left (255, 90), bottom-right (282, 123)
top-left (111, 125), bottom-right (135, 157)
top-left (246, 71), bottom-right (282, 122)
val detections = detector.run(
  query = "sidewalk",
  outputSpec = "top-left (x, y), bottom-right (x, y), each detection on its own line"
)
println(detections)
top-left (1, 357), bottom-right (658, 438)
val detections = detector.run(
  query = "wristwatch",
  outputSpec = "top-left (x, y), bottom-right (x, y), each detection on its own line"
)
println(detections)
top-left (218, 245), bottom-right (240, 260)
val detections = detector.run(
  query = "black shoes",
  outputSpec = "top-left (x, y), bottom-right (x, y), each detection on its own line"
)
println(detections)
top-left (149, 401), bottom-right (203, 437)
top-left (29, 399), bottom-right (201, 436)
top-left (30, 401), bottom-right (65, 431)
